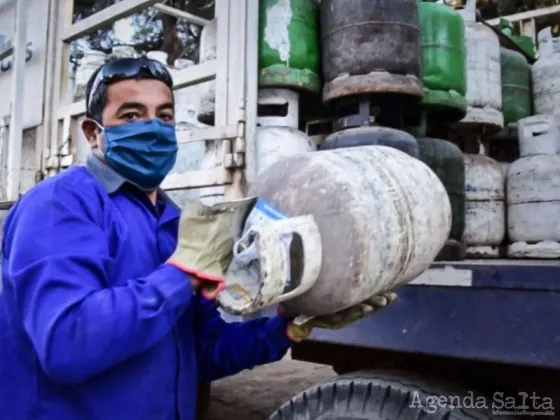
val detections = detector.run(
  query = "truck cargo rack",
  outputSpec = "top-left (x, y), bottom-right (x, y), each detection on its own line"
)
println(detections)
top-left (46, 0), bottom-right (260, 200)
top-left (486, 4), bottom-right (560, 52)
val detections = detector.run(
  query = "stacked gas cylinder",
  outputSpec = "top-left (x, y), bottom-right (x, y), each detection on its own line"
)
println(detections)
top-left (248, 0), bottom-right (560, 262)
top-left (505, 25), bottom-right (560, 259)
top-left (222, 0), bottom-right (454, 317)
top-left (246, 0), bottom-right (451, 283)
top-left (196, 4), bottom-right (321, 205)
top-left (450, 0), bottom-right (507, 259)
top-left (250, 0), bottom-right (320, 174)
top-left (309, 0), bottom-right (466, 261)
top-left (71, 0), bottom-right (560, 263)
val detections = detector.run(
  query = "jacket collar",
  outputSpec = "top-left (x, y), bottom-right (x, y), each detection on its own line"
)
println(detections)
top-left (84, 154), bottom-right (179, 210)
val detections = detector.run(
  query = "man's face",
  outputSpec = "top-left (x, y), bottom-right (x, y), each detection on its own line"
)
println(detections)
top-left (82, 78), bottom-right (175, 150)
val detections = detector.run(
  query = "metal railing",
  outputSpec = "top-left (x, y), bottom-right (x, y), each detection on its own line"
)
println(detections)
top-left (45, 0), bottom-right (258, 199)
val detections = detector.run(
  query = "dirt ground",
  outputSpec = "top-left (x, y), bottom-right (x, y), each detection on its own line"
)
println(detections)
top-left (206, 351), bottom-right (335, 420)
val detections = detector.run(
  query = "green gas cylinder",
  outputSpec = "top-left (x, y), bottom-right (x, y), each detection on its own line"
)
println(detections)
top-left (417, 137), bottom-right (466, 260)
top-left (512, 35), bottom-right (535, 60)
top-left (500, 18), bottom-right (535, 60)
top-left (499, 20), bottom-right (532, 125)
top-left (500, 48), bottom-right (532, 125)
top-left (418, 0), bottom-right (467, 123)
top-left (258, 0), bottom-right (321, 94)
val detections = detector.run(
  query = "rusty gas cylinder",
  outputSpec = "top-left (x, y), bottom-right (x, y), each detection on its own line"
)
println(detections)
top-left (320, 0), bottom-right (423, 103)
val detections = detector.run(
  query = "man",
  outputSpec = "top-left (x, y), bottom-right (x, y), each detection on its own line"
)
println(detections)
top-left (0, 57), bottom-right (395, 419)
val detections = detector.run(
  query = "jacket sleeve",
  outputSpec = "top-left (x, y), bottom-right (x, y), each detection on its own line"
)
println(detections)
top-left (2, 182), bottom-right (194, 385)
top-left (193, 297), bottom-right (293, 382)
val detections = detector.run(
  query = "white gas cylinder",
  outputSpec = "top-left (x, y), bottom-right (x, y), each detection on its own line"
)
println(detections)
top-left (238, 146), bottom-right (451, 316)
top-left (73, 50), bottom-right (107, 101)
top-left (499, 162), bottom-right (510, 179)
top-left (146, 50), bottom-right (168, 65)
top-left (202, 88), bottom-right (318, 234)
top-left (456, 2), bottom-right (503, 131)
top-left (517, 115), bottom-right (560, 157)
top-left (110, 46), bottom-right (137, 59)
top-left (256, 89), bottom-right (316, 174)
top-left (196, 28), bottom-right (222, 206)
top-left (462, 154), bottom-right (506, 258)
top-left (173, 58), bottom-right (208, 125)
top-left (165, 105), bottom-right (207, 205)
top-left (507, 115), bottom-right (560, 258)
top-left (532, 27), bottom-right (560, 119)
top-left (198, 18), bottom-right (218, 124)
top-left (198, 141), bottom-right (226, 206)
top-left (174, 58), bottom-right (194, 69)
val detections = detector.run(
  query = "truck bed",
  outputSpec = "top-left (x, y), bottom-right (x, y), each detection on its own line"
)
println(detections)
top-left (305, 258), bottom-right (560, 369)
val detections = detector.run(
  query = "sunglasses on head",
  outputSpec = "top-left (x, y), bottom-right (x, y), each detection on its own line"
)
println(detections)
top-left (87, 57), bottom-right (174, 109)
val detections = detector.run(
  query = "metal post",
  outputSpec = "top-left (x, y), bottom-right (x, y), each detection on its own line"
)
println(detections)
top-left (6, 0), bottom-right (28, 200)
top-left (244, 0), bottom-right (259, 186)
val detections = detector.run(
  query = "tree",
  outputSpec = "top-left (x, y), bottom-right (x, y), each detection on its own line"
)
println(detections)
top-left (71, 0), bottom-right (116, 64)
top-left (70, 0), bottom-right (214, 65)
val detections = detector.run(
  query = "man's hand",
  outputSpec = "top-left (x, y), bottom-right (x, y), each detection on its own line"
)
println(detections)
top-left (285, 292), bottom-right (397, 342)
top-left (166, 198), bottom-right (256, 299)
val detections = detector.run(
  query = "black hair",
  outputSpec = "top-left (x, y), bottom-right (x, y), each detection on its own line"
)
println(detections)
top-left (84, 57), bottom-right (175, 125)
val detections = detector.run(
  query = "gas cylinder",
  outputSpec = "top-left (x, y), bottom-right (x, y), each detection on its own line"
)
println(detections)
top-left (417, 137), bottom-right (466, 260)
top-left (499, 162), bottom-right (510, 178)
top-left (532, 26), bottom-right (560, 119)
top-left (73, 50), bottom-right (106, 101)
top-left (243, 146), bottom-right (451, 316)
top-left (320, 0), bottom-right (422, 103)
top-left (258, 0), bottom-right (321, 94)
top-left (418, 0), bottom-right (467, 123)
top-left (146, 50), bottom-right (168, 65)
top-left (507, 115), bottom-right (560, 259)
top-left (500, 18), bottom-right (535, 60)
top-left (454, 1), bottom-right (503, 132)
top-left (167, 105), bottom-right (207, 205)
top-left (256, 88), bottom-right (316, 174)
top-left (198, 18), bottom-right (217, 125)
top-left (175, 58), bottom-right (194, 69)
top-left (462, 154), bottom-right (506, 258)
top-left (321, 127), bottom-right (420, 158)
top-left (321, 96), bottom-right (420, 157)
top-left (173, 57), bottom-right (209, 127)
top-left (198, 142), bottom-right (225, 206)
top-left (193, 19), bottom-right (220, 204)
top-left (109, 46), bottom-right (137, 59)
top-left (500, 47), bottom-right (532, 126)
top-left (514, 36), bottom-right (535, 59)
top-left (305, 119), bottom-right (332, 147)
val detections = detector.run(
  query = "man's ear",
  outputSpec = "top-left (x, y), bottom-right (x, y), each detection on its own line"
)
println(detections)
top-left (82, 118), bottom-right (102, 147)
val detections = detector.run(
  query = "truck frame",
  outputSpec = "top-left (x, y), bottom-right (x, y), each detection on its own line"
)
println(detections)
top-left (2, 0), bottom-right (560, 419)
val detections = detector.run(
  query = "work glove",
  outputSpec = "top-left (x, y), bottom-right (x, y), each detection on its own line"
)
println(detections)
top-left (167, 198), bottom-right (256, 300)
top-left (284, 291), bottom-right (398, 342)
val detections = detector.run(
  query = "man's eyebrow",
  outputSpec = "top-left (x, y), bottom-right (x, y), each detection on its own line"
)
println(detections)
top-left (156, 102), bottom-right (174, 112)
top-left (116, 102), bottom-right (147, 113)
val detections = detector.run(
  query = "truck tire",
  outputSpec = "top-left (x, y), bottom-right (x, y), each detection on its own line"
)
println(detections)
top-left (268, 370), bottom-right (511, 419)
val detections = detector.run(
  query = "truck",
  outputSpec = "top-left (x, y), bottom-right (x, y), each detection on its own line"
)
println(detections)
top-left (1, 0), bottom-right (560, 419)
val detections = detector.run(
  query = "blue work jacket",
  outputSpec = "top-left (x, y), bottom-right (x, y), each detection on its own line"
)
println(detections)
top-left (0, 155), bottom-right (292, 420)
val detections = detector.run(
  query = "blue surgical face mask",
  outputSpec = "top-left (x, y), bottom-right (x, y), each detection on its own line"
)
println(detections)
top-left (94, 119), bottom-right (178, 191)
